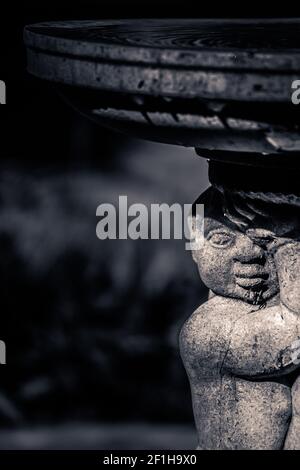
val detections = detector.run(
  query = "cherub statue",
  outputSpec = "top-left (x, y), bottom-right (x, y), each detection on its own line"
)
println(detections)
top-left (180, 185), bottom-right (300, 449)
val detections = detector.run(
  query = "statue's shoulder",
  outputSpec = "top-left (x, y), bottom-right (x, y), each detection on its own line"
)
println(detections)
top-left (183, 295), bottom-right (247, 330)
top-left (179, 296), bottom-right (243, 374)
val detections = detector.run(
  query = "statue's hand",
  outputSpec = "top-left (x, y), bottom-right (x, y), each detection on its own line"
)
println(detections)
top-left (249, 232), bottom-right (300, 314)
top-left (246, 228), bottom-right (300, 255)
top-left (222, 189), bottom-right (300, 238)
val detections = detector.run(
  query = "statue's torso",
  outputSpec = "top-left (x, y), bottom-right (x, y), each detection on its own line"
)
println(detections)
top-left (180, 295), bottom-right (299, 449)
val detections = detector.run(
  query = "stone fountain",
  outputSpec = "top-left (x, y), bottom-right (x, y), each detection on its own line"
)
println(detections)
top-left (24, 19), bottom-right (300, 450)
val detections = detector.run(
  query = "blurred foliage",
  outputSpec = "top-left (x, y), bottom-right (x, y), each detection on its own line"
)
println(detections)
top-left (0, 154), bottom-right (207, 426)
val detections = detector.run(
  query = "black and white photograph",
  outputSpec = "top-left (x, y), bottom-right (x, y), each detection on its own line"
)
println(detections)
top-left (0, 1), bottom-right (300, 463)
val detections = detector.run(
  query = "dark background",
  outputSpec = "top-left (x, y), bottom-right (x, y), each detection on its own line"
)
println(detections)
top-left (0, 1), bottom-right (297, 449)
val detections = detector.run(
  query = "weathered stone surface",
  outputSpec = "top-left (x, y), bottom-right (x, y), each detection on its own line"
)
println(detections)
top-left (181, 185), bottom-right (300, 449)
top-left (23, 18), bottom-right (300, 69)
top-left (285, 374), bottom-right (300, 449)
top-left (24, 19), bottom-right (300, 156)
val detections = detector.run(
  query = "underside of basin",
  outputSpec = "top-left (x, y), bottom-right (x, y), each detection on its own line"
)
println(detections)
top-left (24, 19), bottom-right (300, 165)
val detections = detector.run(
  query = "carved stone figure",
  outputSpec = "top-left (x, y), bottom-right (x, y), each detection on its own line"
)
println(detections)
top-left (180, 174), bottom-right (300, 449)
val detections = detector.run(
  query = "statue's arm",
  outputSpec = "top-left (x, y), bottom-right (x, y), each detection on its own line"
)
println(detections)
top-left (274, 241), bottom-right (300, 315)
top-left (181, 242), bottom-right (300, 380)
top-left (222, 241), bottom-right (300, 378)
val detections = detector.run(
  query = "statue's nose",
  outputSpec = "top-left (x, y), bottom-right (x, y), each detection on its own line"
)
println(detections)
top-left (234, 233), bottom-right (265, 263)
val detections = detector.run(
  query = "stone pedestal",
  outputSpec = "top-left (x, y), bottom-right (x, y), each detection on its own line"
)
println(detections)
top-left (24, 19), bottom-right (300, 449)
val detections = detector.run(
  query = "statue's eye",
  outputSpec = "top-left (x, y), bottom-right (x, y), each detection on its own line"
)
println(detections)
top-left (207, 231), bottom-right (235, 248)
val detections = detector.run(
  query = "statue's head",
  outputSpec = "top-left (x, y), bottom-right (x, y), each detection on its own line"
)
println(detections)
top-left (191, 187), bottom-right (282, 304)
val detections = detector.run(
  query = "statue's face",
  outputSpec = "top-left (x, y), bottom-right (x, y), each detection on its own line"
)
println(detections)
top-left (192, 216), bottom-right (279, 304)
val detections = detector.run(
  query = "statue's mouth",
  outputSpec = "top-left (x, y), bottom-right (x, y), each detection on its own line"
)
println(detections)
top-left (235, 276), bottom-right (267, 289)
top-left (234, 263), bottom-right (269, 290)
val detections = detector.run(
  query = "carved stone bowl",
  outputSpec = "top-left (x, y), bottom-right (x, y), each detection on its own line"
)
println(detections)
top-left (24, 19), bottom-right (300, 165)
